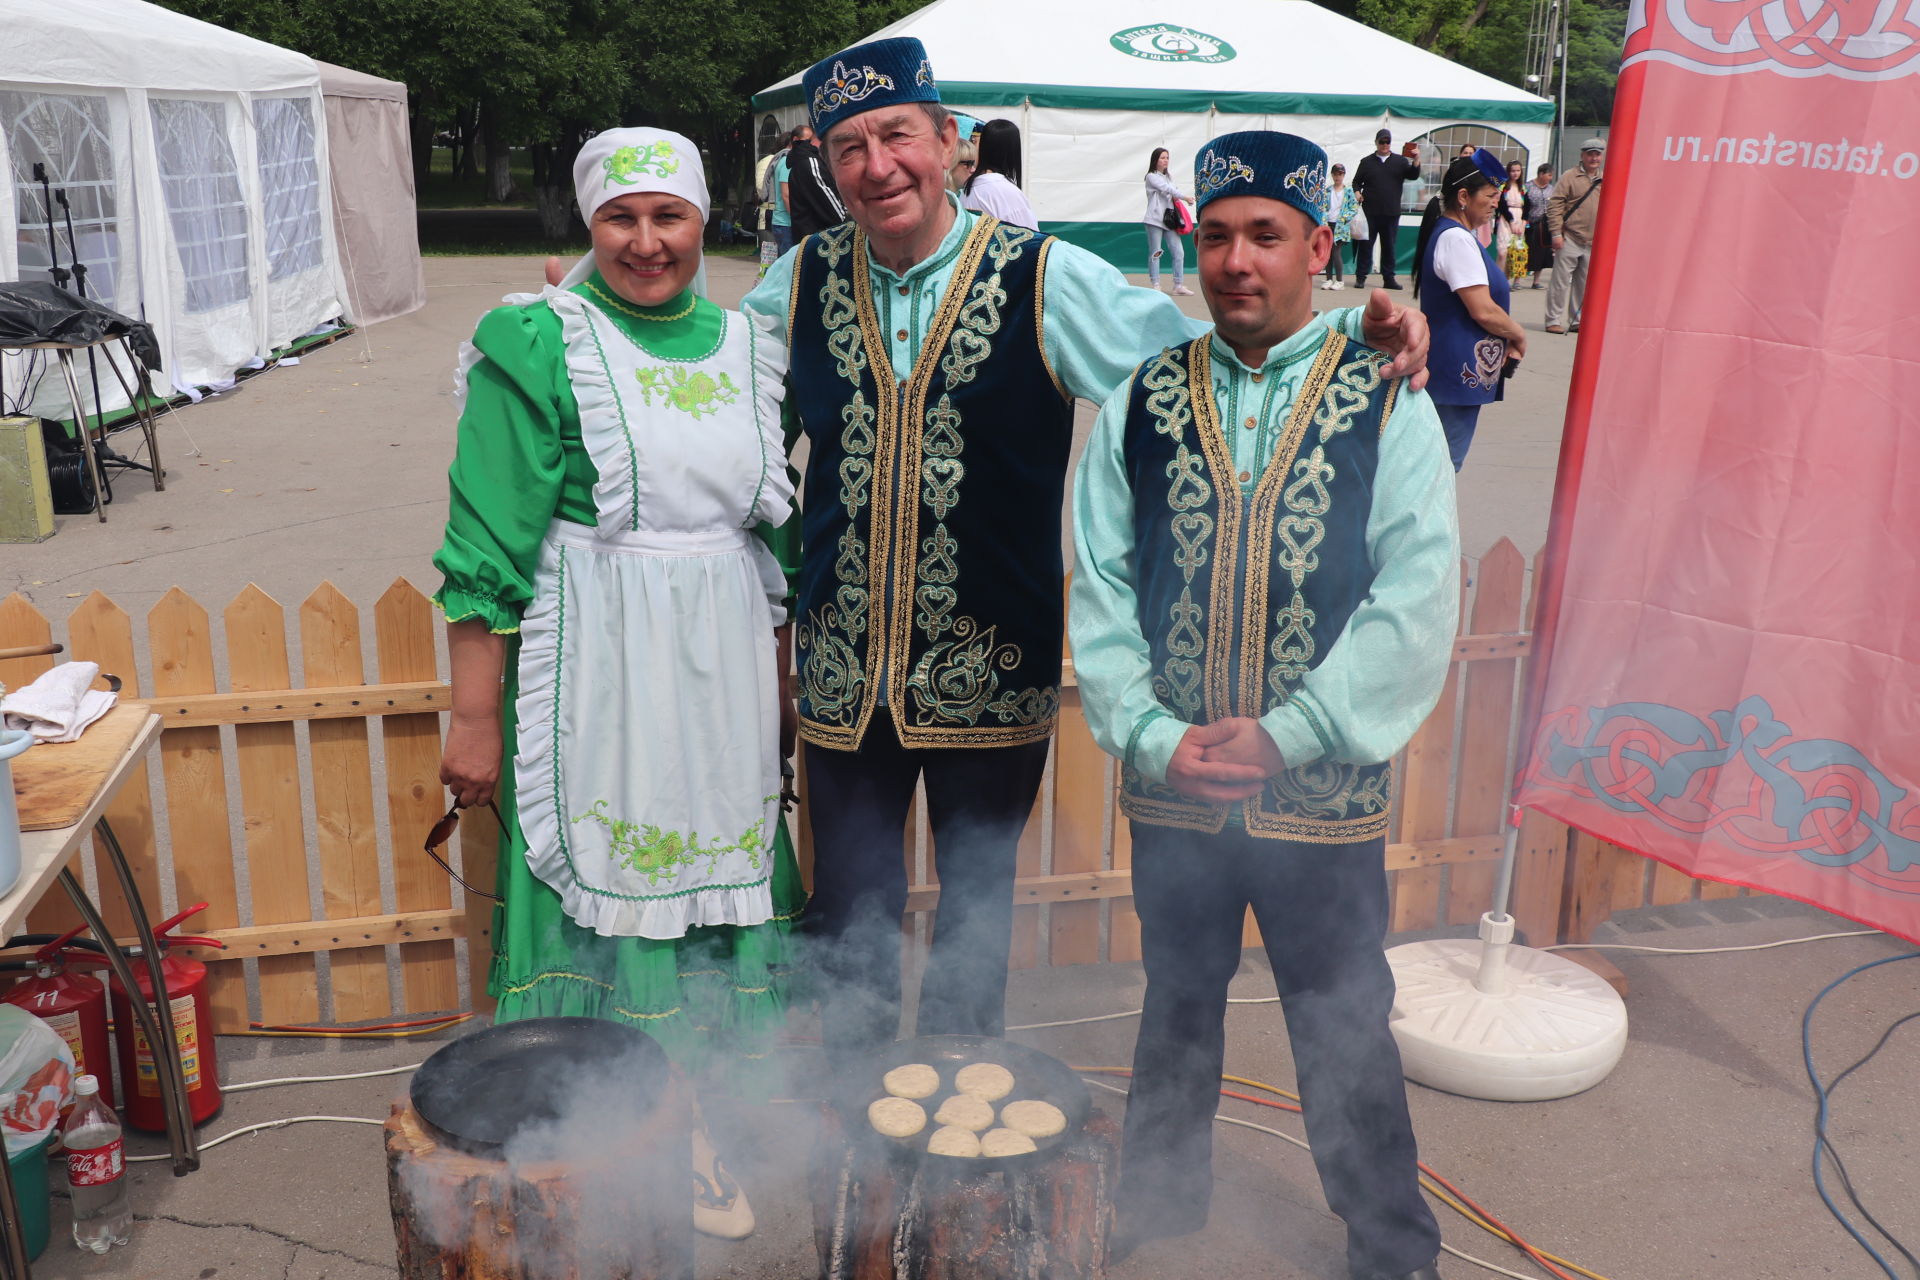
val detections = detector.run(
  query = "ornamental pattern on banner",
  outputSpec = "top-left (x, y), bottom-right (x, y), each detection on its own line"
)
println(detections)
top-left (1623, 0), bottom-right (1920, 78)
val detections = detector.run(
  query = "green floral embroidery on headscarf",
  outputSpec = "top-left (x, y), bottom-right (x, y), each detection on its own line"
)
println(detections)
top-left (604, 140), bottom-right (682, 187)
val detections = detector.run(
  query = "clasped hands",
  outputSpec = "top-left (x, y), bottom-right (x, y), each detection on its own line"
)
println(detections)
top-left (1165, 718), bottom-right (1285, 804)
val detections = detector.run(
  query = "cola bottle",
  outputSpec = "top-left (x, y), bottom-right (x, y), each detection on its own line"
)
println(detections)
top-left (63, 1074), bottom-right (131, 1252)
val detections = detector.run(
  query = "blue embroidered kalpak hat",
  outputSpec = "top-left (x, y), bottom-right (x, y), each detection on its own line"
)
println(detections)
top-left (1193, 130), bottom-right (1332, 226)
top-left (804, 36), bottom-right (941, 137)
top-left (1467, 147), bottom-right (1508, 186)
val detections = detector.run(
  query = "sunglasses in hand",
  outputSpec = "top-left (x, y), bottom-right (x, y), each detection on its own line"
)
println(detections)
top-left (424, 800), bottom-right (503, 901)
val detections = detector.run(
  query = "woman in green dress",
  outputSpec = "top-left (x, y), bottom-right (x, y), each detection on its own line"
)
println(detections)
top-left (432, 128), bottom-right (801, 1238)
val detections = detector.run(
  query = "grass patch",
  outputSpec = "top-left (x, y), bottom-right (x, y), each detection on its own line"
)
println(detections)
top-left (422, 239), bottom-right (589, 257)
top-left (418, 146), bottom-right (538, 210)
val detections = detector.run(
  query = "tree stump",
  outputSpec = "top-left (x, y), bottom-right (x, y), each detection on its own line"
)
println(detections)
top-left (811, 1106), bottom-right (1118, 1280)
top-left (385, 1101), bottom-right (694, 1280)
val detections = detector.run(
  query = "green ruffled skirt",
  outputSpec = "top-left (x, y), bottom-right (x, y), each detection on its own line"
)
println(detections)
top-left (486, 660), bottom-right (803, 1100)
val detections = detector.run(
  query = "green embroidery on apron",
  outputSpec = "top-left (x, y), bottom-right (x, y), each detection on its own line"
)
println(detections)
top-left (572, 797), bottom-right (778, 885)
top-left (633, 366), bottom-right (742, 418)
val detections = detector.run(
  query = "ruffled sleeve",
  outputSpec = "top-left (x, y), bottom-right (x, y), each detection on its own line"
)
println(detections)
top-left (431, 304), bottom-right (569, 634)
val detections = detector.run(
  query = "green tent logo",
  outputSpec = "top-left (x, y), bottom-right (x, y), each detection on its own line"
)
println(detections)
top-left (1110, 24), bottom-right (1237, 63)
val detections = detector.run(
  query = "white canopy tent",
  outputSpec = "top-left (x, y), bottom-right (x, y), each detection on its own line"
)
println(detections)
top-left (318, 62), bottom-right (426, 328)
top-left (0, 0), bottom-right (356, 416)
top-left (753, 0), bottom-right (1554, 272)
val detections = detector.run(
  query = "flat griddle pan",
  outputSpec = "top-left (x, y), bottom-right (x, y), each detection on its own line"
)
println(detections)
top-left (411, 1016), bottom-right (667, 1158)
top-left (863, 1034), bottom-right (1092, 1173)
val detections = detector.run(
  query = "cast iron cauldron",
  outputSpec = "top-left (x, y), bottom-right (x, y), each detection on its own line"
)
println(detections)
top-left (410, 1016), bottom-right (668, 1158)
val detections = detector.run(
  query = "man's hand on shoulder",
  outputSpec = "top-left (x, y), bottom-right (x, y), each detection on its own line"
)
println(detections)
top-left (1362, 290), bottom-right (1430, 391)
top-left (1166, 721), bottom-right (1269, 804)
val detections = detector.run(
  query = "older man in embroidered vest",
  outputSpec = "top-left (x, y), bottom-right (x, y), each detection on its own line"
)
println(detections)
top-left (739, 36), bottom-right (1435, 1077)
top-left (1070, 131), bottom-right (1459, 1280)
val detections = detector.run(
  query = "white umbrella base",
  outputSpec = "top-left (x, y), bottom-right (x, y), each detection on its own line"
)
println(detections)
top-left (1386, 925), bottom-right (1628, 1102)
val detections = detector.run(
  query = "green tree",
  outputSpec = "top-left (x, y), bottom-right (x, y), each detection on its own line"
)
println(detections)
top-left (1350, 0), bottom-right (1626, 125)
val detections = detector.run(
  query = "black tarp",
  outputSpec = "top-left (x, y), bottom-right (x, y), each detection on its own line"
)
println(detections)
top-left (0, 282), bottom-right (160, 370)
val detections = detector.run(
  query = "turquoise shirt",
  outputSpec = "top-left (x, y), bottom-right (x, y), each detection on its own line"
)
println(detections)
top-left (771, 155), bottom-right (791, 228)
top-left (742, 193), bottom-right (1369, 401)
top-left (1070, 312), bottom-right (1460, 788)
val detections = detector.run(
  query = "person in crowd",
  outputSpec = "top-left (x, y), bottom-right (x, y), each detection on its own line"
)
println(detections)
top-left (947, 136), bottom-right (976, 193)
top-left (1414, 149), bottom-right (1528, 470)
top-left (434, 127), bottom-right (801, 1241)
top-left (962, 118), bottom-right (1038, 230)
top-left (1546, 139), bottom-right (1605, 333)
top-left (1142, 146), bottom-right (1193, 295)
top-left (1071, 128), bottom-right (1459, 1280)
top-left (1321, 161), bottom-right (1360, 290)
top-left (1524, 162), bottom-right (1556, 289)
top-left (1495, 159), bottom-right (1528, 280)
top-left (1353, 128), bottom-right (1420, 289)
top-left (754, 142), bottom-right (784, 271)
top-left (768, 130), bottom-right (791, 255)
top-left (736, 36), bottom-right (1432, 1086)
top-left (783, 122), bottom-right (846, 239)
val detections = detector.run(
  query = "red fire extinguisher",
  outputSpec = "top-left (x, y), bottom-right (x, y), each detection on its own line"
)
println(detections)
top-left (0, 925), bottom-right (114, 1107)
top-left (107, 902), bottom-right (226, 1132)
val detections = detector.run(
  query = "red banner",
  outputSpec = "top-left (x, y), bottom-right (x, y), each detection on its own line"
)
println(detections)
top-left (1515, 0), bottom-right (1920, 938)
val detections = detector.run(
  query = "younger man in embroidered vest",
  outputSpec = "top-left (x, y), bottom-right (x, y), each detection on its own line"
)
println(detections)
top-left (1071, 131), bottom-right (1460, 1280)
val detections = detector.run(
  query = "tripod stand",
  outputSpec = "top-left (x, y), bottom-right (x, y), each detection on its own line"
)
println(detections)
top-left (29, 164), bottom-right (163, 508)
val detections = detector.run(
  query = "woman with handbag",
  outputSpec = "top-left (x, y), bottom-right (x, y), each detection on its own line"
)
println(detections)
top-left (1142, 147), bottom-right (1193, 295)
top-left (1495, 160), bottom-right (1529, 283)
top-left (1321, 163), bottom-right (1362, 290)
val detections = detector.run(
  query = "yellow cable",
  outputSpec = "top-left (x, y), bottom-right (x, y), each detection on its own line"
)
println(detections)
top-left (1077, 1066), bottom-right (1615, 1280)
top-left (228, 1022), bottom-right (464, 1040)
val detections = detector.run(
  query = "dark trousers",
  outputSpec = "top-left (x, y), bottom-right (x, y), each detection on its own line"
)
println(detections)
top-left (1353, 208), bottom-right (1402, 285)
top-left (1119, 822), bottom-right (1440, 1278)
top-left (801, 710), bottom-right (1050, 1076)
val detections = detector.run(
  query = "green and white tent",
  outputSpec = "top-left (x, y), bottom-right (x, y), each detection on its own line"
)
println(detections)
top-left (752, 0), bottom-right (1553, 272)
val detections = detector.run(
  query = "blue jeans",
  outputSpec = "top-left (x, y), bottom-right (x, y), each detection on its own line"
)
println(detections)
top-left (1435, 401), bottom-right (1481, 471)
top-left (1145, 224), bottom-right (1184, 286)
top-left (1119, 822), bottom-right (1442, 1277)
top-left (772, 222), bottom-right (794, 256)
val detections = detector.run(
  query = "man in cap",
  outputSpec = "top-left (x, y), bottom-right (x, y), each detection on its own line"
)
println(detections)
top-left (1545, 138), bottom-right (1605, 333)
top-left (1352, 127), bottom-right (1421, 290)
top-left (739, 36), bottom-right (1433, 1077)
top-left (1070, 130), bottom-right (1458, 1280)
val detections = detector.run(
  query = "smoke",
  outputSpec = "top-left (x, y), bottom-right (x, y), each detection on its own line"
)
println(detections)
top-left (400, 1043), bottom-right (692, 1280)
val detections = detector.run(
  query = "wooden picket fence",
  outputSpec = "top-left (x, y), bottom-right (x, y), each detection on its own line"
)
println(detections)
top-left (0, 539), bottom-right (1707, 1033)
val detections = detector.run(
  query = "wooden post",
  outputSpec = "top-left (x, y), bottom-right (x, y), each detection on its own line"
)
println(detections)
top-left (377, 580), bottom-right (460, 1014)
top-left (226, 584), bottom-right (321, 1025)
top-left (149, 588), bottom-right (248, 1031)
top-left (385, 1101), bottom-right (693, 1280)
top-left (811, 1107), bottom-right (1118, 1280)
top-left (68, 592), bottom-right (162, 938)
top-left (300, 583), bottom-right (392, 1023)
top-left (1447, 542), bottom-right (1524, 925)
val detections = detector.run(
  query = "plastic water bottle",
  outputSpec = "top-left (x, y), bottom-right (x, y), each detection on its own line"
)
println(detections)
top-left (63, 1074), bottom-right (131, 1252)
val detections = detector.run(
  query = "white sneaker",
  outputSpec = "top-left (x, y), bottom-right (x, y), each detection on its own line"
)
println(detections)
top-left (1172, 285), bottom-right (1195, 296)
top-left (692, 1123), bottom-right (754, 1239)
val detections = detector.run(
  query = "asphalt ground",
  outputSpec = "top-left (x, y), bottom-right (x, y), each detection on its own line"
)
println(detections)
top-left (14, 256), bottom-right (1911, 1280)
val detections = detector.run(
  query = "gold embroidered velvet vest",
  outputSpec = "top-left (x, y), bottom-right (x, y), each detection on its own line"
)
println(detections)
top-left (787, 216), bottom-right (1074, 750)
top-left (1119, 331), bottom-right (1403, 841)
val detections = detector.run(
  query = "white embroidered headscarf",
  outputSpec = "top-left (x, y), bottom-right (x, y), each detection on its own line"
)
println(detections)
top-left (557, 127), bottom-right (711, 297)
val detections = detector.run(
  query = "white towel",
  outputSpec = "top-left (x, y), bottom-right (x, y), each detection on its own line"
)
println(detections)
top-left (1, 662), bottom-right (117, 744)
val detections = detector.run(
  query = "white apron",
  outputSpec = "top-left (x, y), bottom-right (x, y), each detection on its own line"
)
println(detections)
top-left (510, 291), bottom-right (793, 939)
